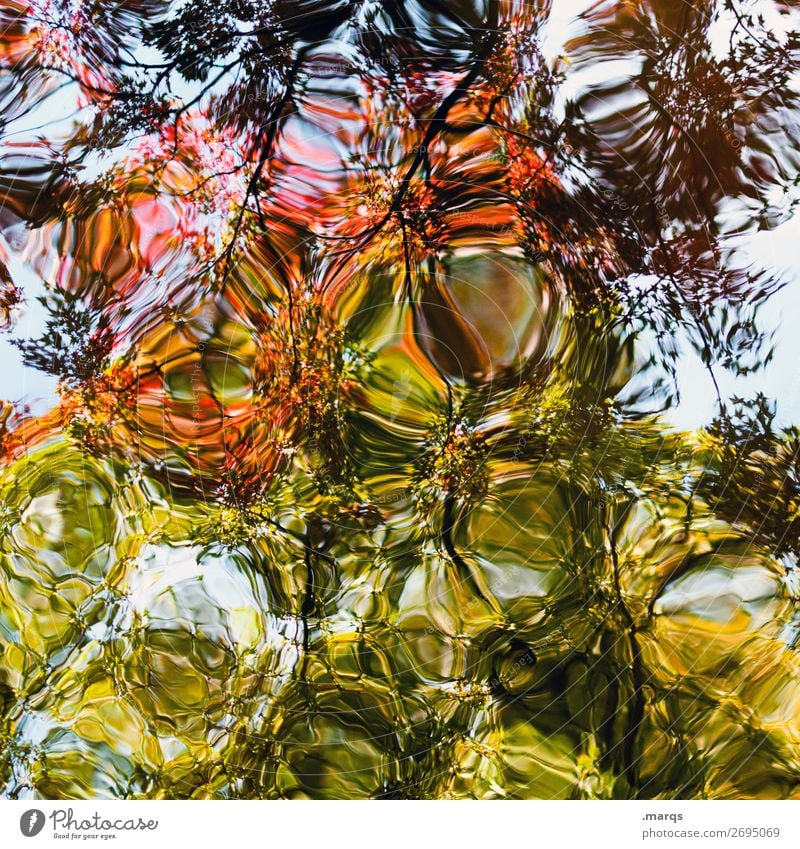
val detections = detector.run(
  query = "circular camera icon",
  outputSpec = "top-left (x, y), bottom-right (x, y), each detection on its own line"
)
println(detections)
top-left (19, 809), bottom-right (45, 837)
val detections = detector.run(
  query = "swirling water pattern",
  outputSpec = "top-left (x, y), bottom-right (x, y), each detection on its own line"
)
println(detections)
top-left (0, 0), bottom-right (799, 799)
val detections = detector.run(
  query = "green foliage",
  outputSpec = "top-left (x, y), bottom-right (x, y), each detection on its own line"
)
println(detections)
top-left (0, 0), bottom-right (799, 802)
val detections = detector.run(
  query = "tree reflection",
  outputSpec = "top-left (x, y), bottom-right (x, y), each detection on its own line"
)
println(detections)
top-left (0, 0), bottom-right (799, 800)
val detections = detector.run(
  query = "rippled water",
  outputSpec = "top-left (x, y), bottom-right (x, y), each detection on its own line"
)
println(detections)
top-left (1, 0), bottom-right (800, 799)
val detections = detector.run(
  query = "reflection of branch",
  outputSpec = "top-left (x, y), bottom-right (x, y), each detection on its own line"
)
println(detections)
top-left (213, 49), bottom-right (307, 288)
top-left (247, 50), bottom-right (311, 380)
top-left (636, 83), bottom-right (718, 225)
top-left (648, 197), bottom-right (722, 409)
top-left (117, 349), bottom-right (198, 394)
top-left (606, 506), bottom-right (645, 795)
top-left (118, 26), bottom-right (295, 74)
top-left (299, 530), bottom-right (316, 681)
top-left (446, 118), bottom-right (554, 150)
top-left (386, 52), bottom-right (493, 220)
top-left (167, 57), bottom-right (243, 128)
top-left (441, 491), bottom-right (496, 611)
top-left (319, 3), bottom-right (501, 262)
top-left (0, 80), bottom-right (74, 129)
top-left (297, 519), bottom-right (335, 682)
top-left (728, 1), bottom-right (775, 56)
top-left (168, 161), bottom-right (250, 198)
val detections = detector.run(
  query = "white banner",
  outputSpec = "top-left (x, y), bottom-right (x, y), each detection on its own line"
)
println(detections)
top-left (0, 800), bottom-right (798, 849)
